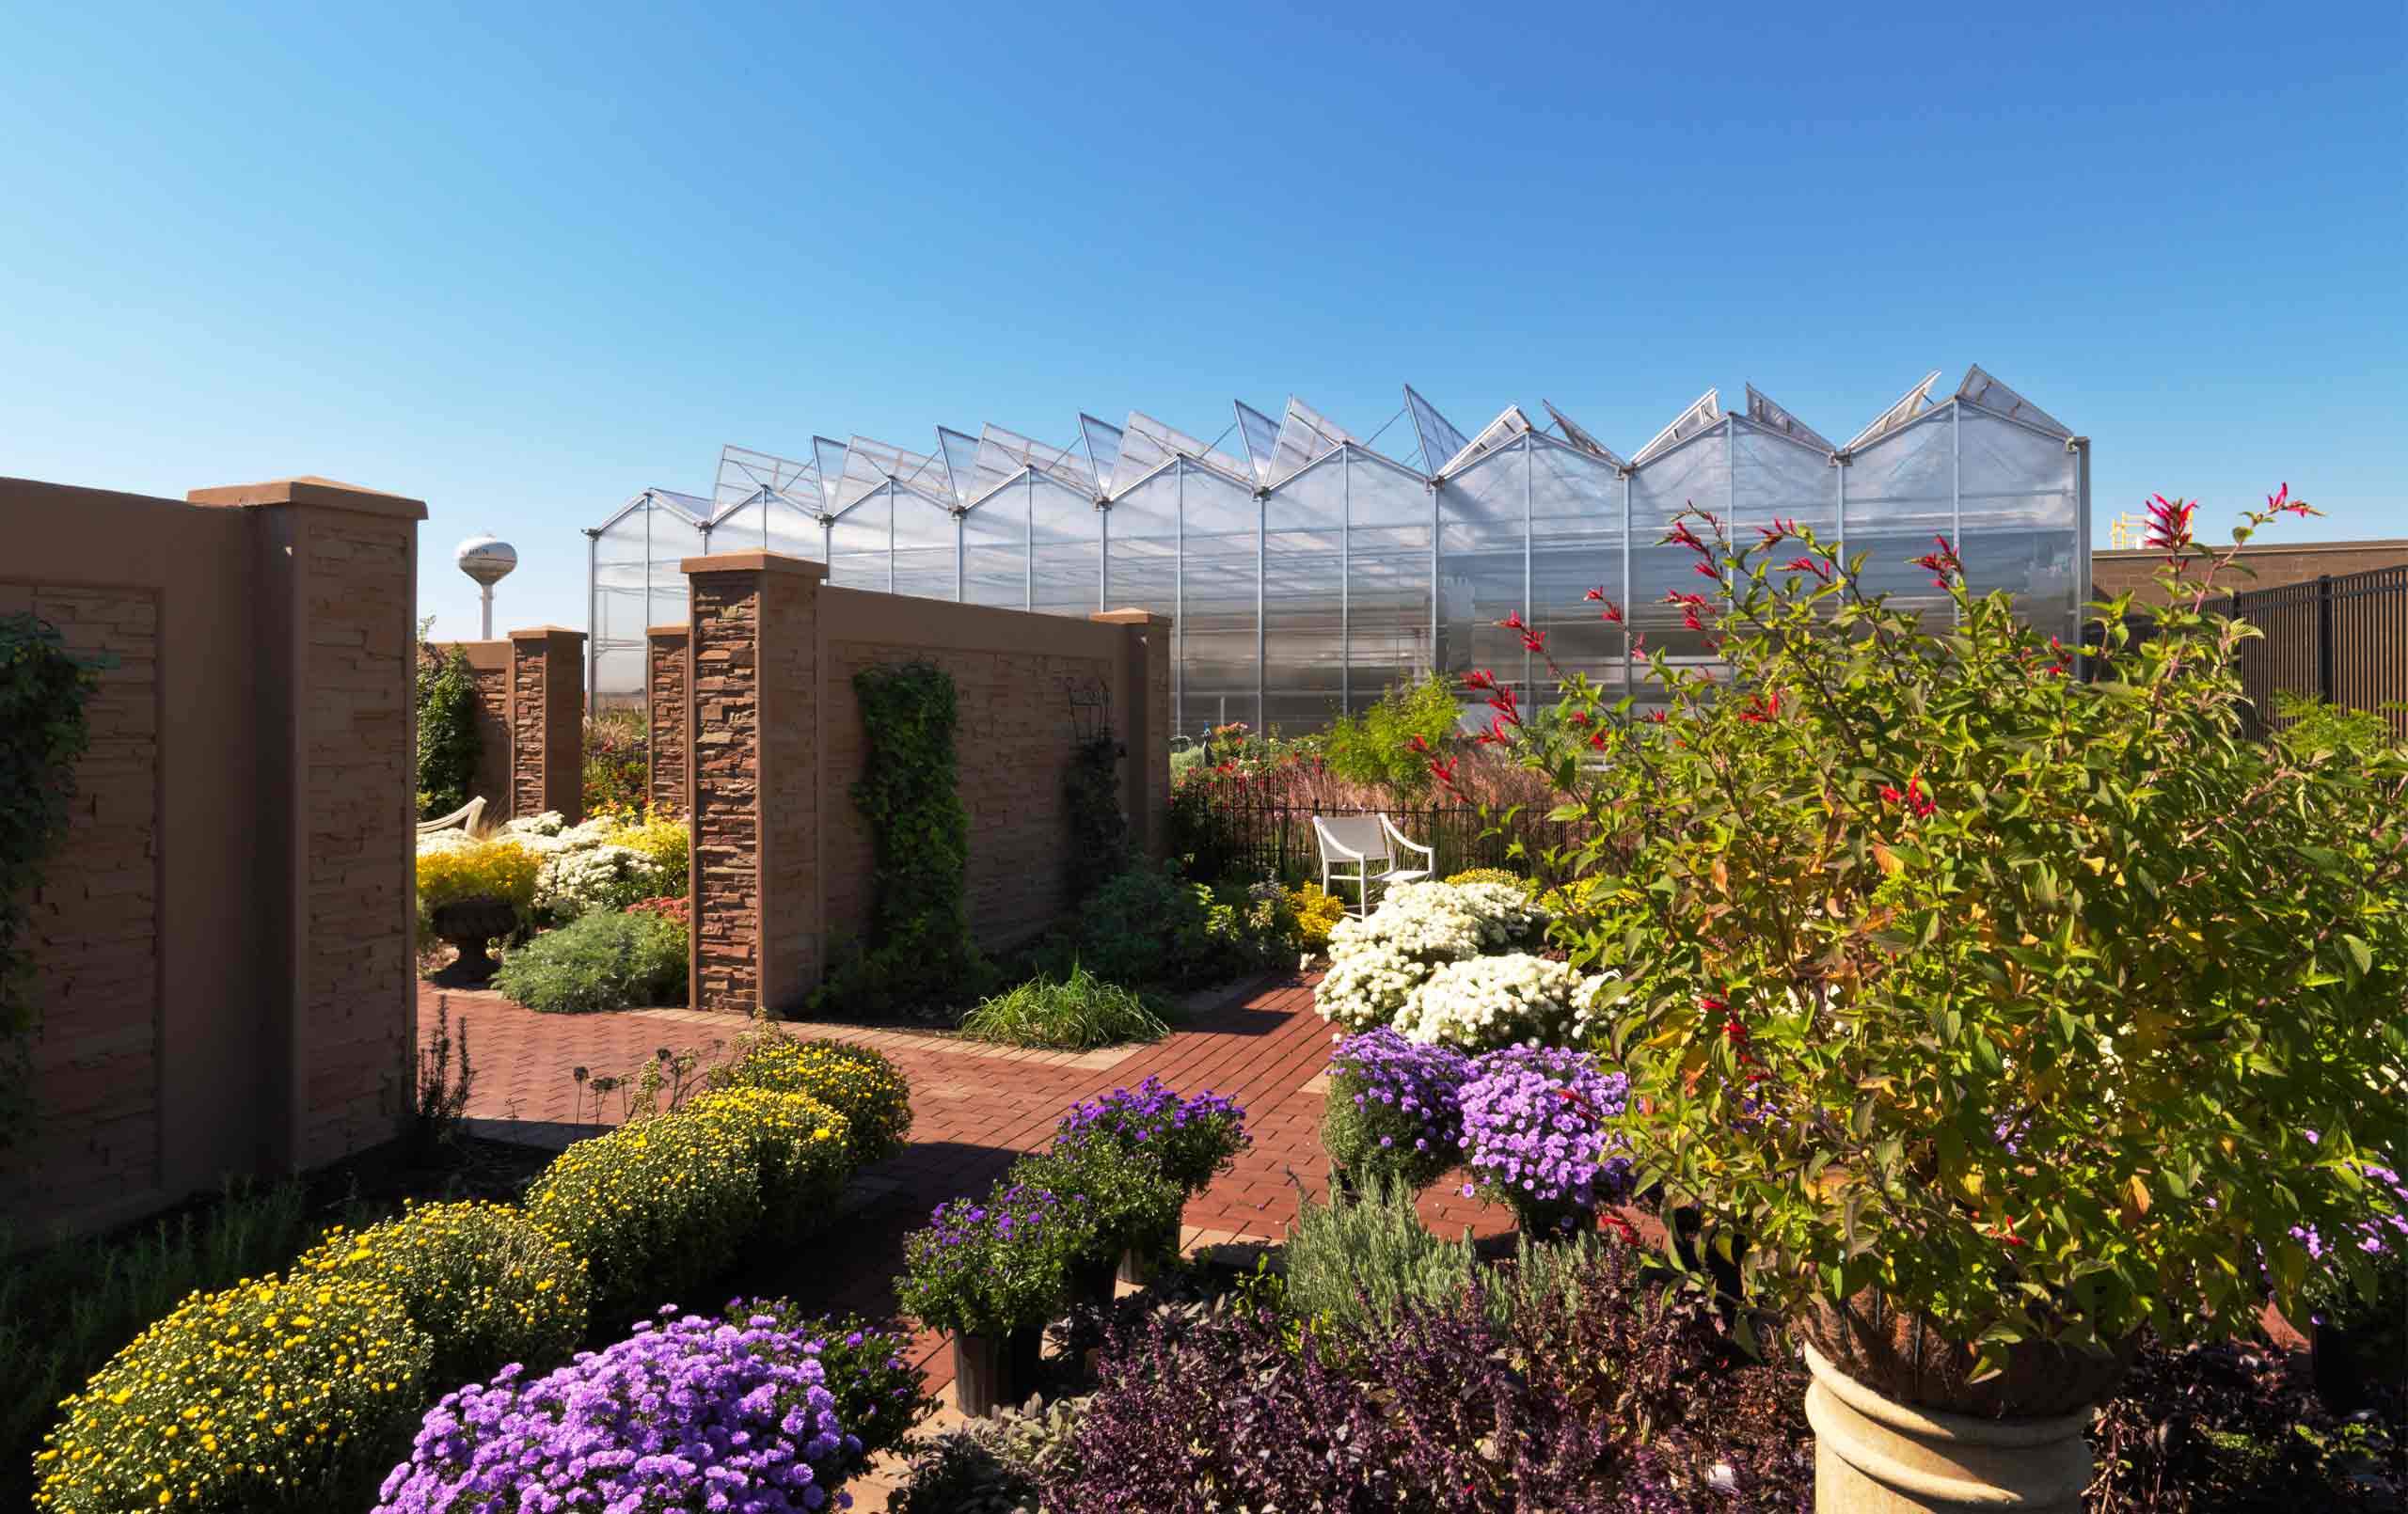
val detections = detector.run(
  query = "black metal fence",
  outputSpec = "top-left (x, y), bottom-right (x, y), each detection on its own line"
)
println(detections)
top-left (1206, 800), bottom-right (1586, 887)
top-left (2084, 565), bottom-right (2408, 740)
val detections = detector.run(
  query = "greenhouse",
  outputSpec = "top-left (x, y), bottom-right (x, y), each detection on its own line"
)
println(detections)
top-left (585, 366), bottom-right (2089, 735)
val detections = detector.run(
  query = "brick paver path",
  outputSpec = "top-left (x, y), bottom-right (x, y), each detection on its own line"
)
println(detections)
top-left (419, 970), bottom-right (1511, 1505)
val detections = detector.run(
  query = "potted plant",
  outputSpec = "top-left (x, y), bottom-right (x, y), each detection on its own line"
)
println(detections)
top-left (1011, 1141), bottom-right (1184, 1314)
top-left (1454, 1044), bottom-right (1634, 1240)
top-left (2296, 1151), bottom-right (2408, 1413)
top-left (414, 836), bottom-right (538, 984)
top-left (1053, 1077), bottom-right (1248, 1283)
top-left (895, 1178), bottom-right (1090, 1416)
top-left (1460, 489), bottom-right (2408, 1509)
top-left (1321, 1027), bottom-right (1473, 1199)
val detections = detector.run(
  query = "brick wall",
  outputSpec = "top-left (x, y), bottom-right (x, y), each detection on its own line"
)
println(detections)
top-left (689, 573), bottom-right (763, 1012)
top-left (647, 626), bottom-right (689, 813)
top-left (2093, 539), bottom-right (2408, 604)
top-left (820, 641), bottom-right (1113, 951)
top-left (295, 513), bottom-right (415, 1167)
top-left (2, 473), bottom-right (425, 1237)
top-left (6, 584), bottom-right (162, 1217)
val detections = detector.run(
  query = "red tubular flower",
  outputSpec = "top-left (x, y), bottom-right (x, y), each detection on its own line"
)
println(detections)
top-left (1589, 729), bottom-right (1608, 749)
top-left (1499, 611), bottom-right (1526, 631)
top-left (1567, 709), bottom-right (1591, 726)
top-left (1693, 560), bottom-right (1721, 580)
top-left (1782, 555), bottom-right (1831, 582)
top-left (1521, 628), bottom-right (1547, 654)
top-left (1598, 599), bottom-right (1624, 623)
top-left (2143, 494), bottom-right (2197, 552)
top-left (1907, 777), bottom-right (1934, 818)
top-left (1465, 668), bottom-right (1498, 692)
top-left (1584, 586), bottom-right (1604, 601)
top-left (1406, 733), bottom-right (1434, 755)
top-left (1879, 783), bottom-right (1903, 805)
top-left (1646, 709), bottom-right (1668, 724)
top-left (1666, 520), bottom-right (1709, 555)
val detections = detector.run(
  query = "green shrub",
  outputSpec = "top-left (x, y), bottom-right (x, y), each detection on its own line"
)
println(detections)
top-left (710, 1025), bottom-right (914, 1167)
top-left (723, 1301), bottom-right (936, 1461)
top-left (32, 1273), bottom-right (432, 1513)
top-left (960, 964), bottom-right (1170, 1049)
top-left (1011, 1140), bottom-right (1185, 1263)
top-left (525, 1114), bottom-right (764, 1320)
top-left (896, 1180), bottom-right (1091, 1337)
top-left (492, 908), bottom-right (686, 1014)
top-left (292, 1201), bottom-right (589, 1388)
top-left (681, 1087), bottom-right (854, 1243)
top-left (0, 1180), bottom-right (330, 1508)
top-left (1279, 1177), bottom-right (1481, 1340)
top-left (1059, 860), bottom-right (1284, 989)
top-left (415, 640), bottom-right (481, 821)
top-left (1321, 674), bottom-right (1459, 801)
top-left (1065, 733), bottom-right (1131, 901)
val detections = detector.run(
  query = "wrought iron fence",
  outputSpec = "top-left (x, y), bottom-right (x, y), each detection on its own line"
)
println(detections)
top-left (1202, 799), bottom-right (1586, 886)
top-left (2083, 565), bottom-right (2408, 740)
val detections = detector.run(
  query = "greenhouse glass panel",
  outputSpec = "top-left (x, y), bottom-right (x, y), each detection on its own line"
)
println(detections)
top-left (891, 488), bottom-right (958, 602)
top-left (1956, 405), bottom-right (2080, 643)
top-left (1435, 441), bottom-right (1531, 702)
top-left (1732, 421), bottom-right (1839, 560)
top-left (1029, 473), bottom-right (1101, 618)
top-left (1843, 410), bottom-right (1956, 623)
top-left (1529, 436), bottom-right (1627, 702)
top-left (828, 488), bottom-right (895, 591)
top-left (1342, 448), bottom-right (1434, 717)
top-left (1234, 400), bottom-right (1282, 485)
top-left (1171, 460), bottom-right (1259, 735)
top-left (1261, 451), bottom-right (1346, 733)
top-left (962, 486), bottom-right (1030, 609)
top-left (1628, 423), bottom-right (1734, 686)
top-left (1101, 463), bottom-right (1182, 705)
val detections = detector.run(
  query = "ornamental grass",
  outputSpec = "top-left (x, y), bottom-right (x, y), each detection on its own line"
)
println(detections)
top-left (33, 1274), bottom-right (432, 1513)
top-left (291, 1201), bottom-right (588, 1389)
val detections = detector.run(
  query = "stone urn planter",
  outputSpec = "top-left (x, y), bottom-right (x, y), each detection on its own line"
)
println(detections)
top-left (427, 895), bottom-right (517, 984)
top-left (953, 1325), bottom-right (1044, 1417)
top-left (1797, 1292), bottom-right (2135, 1513)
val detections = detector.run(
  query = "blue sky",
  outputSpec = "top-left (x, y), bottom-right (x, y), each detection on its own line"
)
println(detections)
top-left (4, 1), bottom-right (2401, 639)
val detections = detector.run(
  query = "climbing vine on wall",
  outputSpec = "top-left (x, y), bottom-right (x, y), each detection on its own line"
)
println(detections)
top-left (817, 661), bottom-right (986, 1016)
top-left (1064, 732), bottom-right (1129, 901)
top-left (415, 627), bottom-right (483, 820)
top-left (0, 612), bottom-right (105, 1149)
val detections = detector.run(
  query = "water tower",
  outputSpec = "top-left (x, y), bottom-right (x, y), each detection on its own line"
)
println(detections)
top-left (455, 534), bottom-right (518, 639)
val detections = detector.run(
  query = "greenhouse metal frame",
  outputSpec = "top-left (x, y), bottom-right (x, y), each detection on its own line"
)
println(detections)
top-left (585, 366), bottom-right (2090, 735)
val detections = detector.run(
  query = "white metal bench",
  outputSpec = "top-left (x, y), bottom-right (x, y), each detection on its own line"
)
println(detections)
top-left (416, 796), bottom-right (487, 838)
top-left (1312, 813), bottom-right (1434, 917)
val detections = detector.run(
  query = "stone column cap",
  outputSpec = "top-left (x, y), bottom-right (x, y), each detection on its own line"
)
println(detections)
top-left (187, 475), bottom-right (428, 521)
top-left (507, 624), bottom-right (587, 642)
top-left (647, 623), bottom-right (691, 639)
top-left (680, 551), bottom-right (830, 579)
top-left (1091, 607), bottom-right (1173, 627)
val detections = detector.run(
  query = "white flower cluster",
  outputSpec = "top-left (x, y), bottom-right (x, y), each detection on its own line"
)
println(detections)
top-left (1392, 952), bottom-right (1583, 1050)
top-left (1314, 880), bottom-right (1552, 1033)
top-left (538, 843), bottom-right (652, 914)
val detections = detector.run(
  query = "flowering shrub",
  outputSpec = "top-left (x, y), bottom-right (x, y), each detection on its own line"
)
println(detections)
top-left (1322, 1027), bottom-right (1473, 1191)
top-left (373, 1308), bottom-right (857, 1514)
top-left (1057, 860), bottom-right (1289, 989)
top-left (34, 1274), bottom-right (432, 1512)
top-left (606, 807), bottom-right (689, 891)
top-left (292, 1202), bottom-right (588, 1389)
top-left (712, 1030), bottom-right (914, 1167)
top-left (724, 1301), bottom-right (936, 1462)
top-left (1054, 1076), bottom-right (1250, 1194)
top-left (1392, 950), bottom-right (1584, 1050)
top-left (896, 1181), bottom-right (1093, 1337)
top-left (1443, 866), bottom-right (1526, 890)
top-left (1457, 1046), bottom-right (1634, 1235)
top-left (1314, 880), bottom-right (1549, 1032)
top-left (489, 908), bottom-right (686, 1014)
top-left (1473, 489), bottom-right (2408, 1379)
top-left (490, 811), bottom-right (679, 919)
top-left (1286, 879), bottom-right (1348, 953)
top-left (682, 1088), bottom-right (853, 1244)
top-left (412, 837), bottom-right (537, 913)
top-left (1012, 1140), bottom-right (1186, 1266)
top-left (525, 1113), bottom-right (764, 1319)
top-left (626, 891), bottom-right (689, 924)
top-left (579, 707), bottom-right (647, 817)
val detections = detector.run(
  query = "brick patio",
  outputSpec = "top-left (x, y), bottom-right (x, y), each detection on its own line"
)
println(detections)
top-left (417, 967), bottom-right (1508, 1494)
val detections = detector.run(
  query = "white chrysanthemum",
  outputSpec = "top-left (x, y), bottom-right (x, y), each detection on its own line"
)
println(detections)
top-left (537, 843), bottom-right (650, 911)
top-left (1314, 880), bottom-right (1554, 1033)
top-left (414, 828), bottom-right (478, 857)
top-left (1393, 952), bottom-right (1581, 1051)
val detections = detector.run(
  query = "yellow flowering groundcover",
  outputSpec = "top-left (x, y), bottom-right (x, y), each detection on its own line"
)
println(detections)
top-left (33, 1274), bottom-right (431, 1513)
top-left (713, 1033), bottom-right (913, 1167)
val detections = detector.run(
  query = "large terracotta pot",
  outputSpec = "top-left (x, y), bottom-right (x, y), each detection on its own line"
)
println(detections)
top-left (428, 895), bottom-right (517, 983)
top-left (1795, 1292), bottom-right (2135, 1512)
